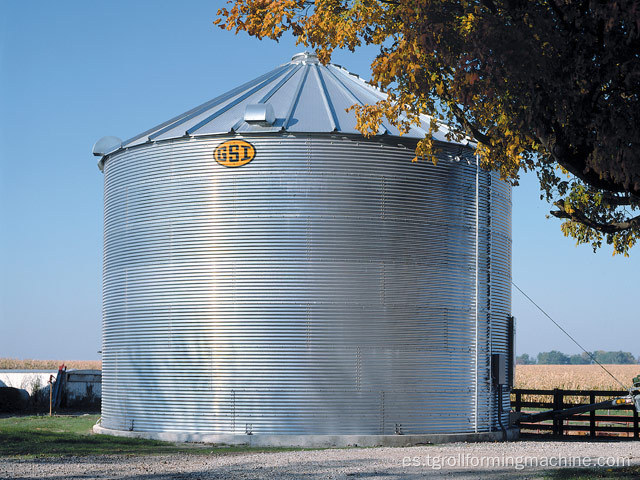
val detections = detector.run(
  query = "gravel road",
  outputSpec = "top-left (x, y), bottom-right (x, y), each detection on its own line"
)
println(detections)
top-left (2, 439), bottom-right (640, 479)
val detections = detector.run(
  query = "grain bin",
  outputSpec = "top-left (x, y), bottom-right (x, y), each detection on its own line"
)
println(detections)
top-left (93, 52), bottom-right (514, 445)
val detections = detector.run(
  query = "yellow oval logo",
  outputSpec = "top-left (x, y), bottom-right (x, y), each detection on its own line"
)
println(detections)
top-left (214, 140), bottom-right (255, 167)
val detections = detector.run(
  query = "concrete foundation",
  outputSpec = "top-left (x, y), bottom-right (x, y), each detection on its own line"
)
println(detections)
top-left (93, 424), bottom-right (519, 447)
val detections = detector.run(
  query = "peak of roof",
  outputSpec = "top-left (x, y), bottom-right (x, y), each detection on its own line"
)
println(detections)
top-left (290, 51), bottom-right (319, 64)
top-left (102, 54), bottom-right (468, 156)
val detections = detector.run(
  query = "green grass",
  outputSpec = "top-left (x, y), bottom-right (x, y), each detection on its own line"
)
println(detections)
top-left (0, 415), bottom-right (303, 458)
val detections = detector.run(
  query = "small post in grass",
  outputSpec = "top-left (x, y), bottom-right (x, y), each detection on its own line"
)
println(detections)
top-left (48, 375), bottom-right (54, 417)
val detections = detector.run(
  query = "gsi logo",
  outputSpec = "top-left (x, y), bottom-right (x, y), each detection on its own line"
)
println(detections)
top-left (214, 140), bottom-right (256, 167)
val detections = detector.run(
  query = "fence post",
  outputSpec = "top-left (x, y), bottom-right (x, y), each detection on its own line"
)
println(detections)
top-left (559, 390), bottom-right (565, 436)
top-left (553, 389), bottom-right (562, 436)
top-left (516, 388), bottom-right (638, 439)
top-left (589, 393), bottom-right (596, 438)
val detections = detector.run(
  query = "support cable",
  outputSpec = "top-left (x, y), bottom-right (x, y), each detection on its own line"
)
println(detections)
top-left (512, 281), bottom-right (627, 390)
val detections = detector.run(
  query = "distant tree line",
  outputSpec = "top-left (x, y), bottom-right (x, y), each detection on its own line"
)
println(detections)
top-left (517, 350), bottom-right (639, 365)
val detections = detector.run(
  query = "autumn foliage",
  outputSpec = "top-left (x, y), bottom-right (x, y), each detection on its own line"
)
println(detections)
top-left (217, 0), bottom-right (640, 255)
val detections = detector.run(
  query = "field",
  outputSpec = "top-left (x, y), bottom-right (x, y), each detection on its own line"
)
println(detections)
top-left (516, 365), bottom-right (640, 391)
top-left (3, 360), bottom-right (639, 389)
top-left (0, 358), bottom-right (101, 370)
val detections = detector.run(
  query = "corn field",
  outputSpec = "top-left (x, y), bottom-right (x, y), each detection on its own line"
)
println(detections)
top-left (516, 364), bottom-right (640, 405)
top-left (516, 364), bottom-right (640, 390)
top-left (3, 358), bottom-right (639, 393)
top-left (0, 358), bottom-right (101, 370)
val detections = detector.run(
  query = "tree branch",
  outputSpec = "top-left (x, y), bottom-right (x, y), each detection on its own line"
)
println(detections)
top-left (480, 0), bottom-right (498, 14)
top-left (547, 0), bottom-right (574, 32)
top-left (550, 200), bottom-right (640, 234)
top-left (600, 192), bottom-right (640, 207)
top-left (447, 102), bottom-right (492, 145)
top-left (535, 127), bottom-right (640, 197)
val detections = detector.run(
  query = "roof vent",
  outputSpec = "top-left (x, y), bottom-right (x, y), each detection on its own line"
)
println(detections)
top-left (92, 136), bottom-right (122, 157)
top-left (244, 104), bottom-right (275, 126)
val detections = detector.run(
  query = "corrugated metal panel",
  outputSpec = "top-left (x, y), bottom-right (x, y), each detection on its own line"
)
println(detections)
top-left (106, 52), bottom-right (468, 160)
top-left (101, 134), bottom-right (511, 435)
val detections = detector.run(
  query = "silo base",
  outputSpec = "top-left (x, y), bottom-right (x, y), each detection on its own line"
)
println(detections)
top-left (93, 424), bottom-right (519, 447)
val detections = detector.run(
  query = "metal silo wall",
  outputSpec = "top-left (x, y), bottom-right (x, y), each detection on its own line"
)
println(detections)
top-left (488, 171), bottom-right (513, 425)
top-left (101, 134), bottom-right (511, 435)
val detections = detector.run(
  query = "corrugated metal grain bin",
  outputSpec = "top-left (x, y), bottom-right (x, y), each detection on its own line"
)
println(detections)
top-left (93, 52), bottom-right (514, 445)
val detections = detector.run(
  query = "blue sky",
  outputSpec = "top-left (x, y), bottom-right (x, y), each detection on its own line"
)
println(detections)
top-left (1, 1), bottom-right (638, 361)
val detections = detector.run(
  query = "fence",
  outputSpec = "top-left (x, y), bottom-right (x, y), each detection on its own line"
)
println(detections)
top-left (511, 388), bottom-right (639, 438)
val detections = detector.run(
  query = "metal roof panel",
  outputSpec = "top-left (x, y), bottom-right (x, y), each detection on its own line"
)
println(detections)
top-left (113, 52), bottom-right (469, 154)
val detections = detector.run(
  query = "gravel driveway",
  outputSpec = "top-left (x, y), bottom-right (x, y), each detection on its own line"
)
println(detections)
top-left (2, 439), bottom-right (640, 479)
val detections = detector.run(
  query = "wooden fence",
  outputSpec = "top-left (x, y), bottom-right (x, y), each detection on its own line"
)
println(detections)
top-left (511, 388), bottom-right (639, 438)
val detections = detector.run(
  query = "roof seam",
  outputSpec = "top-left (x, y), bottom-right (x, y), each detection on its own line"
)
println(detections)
top-left (232, 64), bottom-right (303, 132)
top-left (127, 64), bottom-right (290, 146)
top-left (186, 64), bottom-right (294, 136)
top-left (283, 64), bottom-right (310, 130)
top-left (259, 64), bottom-right (302, 104)
top-left (324, 65), bottom-right (391, 135)
top-left (331, 65), bottom-right (429, 138)
top-left (314, 65), bottom-right (339, 132)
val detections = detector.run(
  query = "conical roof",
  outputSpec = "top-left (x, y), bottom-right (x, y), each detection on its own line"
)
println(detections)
top-left (103, 52), bottom-right (469, 157)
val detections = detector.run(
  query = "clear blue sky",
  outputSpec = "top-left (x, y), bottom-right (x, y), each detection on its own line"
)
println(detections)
top-left (1, 1), bottom-right (638, 361)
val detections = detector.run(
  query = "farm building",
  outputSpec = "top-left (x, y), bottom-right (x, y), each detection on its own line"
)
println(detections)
top-left (93, 52), bottom-right (515, 445)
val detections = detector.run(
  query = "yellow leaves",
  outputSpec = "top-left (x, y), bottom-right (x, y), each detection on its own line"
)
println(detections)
top-left (348, 103), bottom-right (385, 138)
top-left (560, 221), bottom-right (573, 238)
top-left (413, 136), bottom-right (438, 165)
top-left (553, 184), bottom-right (639, 256)
top-left (609, 228), bottom-right (638, 257)
top-left (216, 0), bottom-right (640, 257)
top-left (348, 92), bottom-right (429, 141)
top-left (215, 0), bottom-right (306, 40)
top-left (459, 13), bottom-right (476, 35)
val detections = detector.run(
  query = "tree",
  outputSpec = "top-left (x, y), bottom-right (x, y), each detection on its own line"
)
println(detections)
top-left (217, 0), bottom-right (640, 255)
top-left (516, 353), bottom-right (536, 365)
top-left (592, 350), bottom-right (637, 364)
top-left (569, 352), bottom-right (591, 365)
top-left (537, 350), bottom-right (570, 364)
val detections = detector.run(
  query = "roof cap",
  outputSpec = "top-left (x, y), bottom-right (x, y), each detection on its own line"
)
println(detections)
top-left (291, 51), bottom-right (319, 64)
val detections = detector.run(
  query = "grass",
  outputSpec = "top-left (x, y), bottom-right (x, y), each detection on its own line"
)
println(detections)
top-left (0, 415), bottom-right (302, 458)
